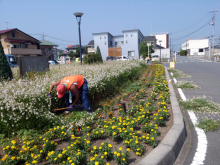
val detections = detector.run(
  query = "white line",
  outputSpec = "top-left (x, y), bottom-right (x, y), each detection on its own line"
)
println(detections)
top-left (172, 77), bottom-right (207, 165)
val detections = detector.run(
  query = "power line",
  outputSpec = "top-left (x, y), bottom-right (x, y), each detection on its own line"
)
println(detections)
top-left (171, 12), bottom-right (212, 34)
top-left (172, 18), bottom-right (213, 41)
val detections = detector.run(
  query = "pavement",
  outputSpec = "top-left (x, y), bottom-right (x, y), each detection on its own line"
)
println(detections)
top-left (163, 55), bottom-right (220, 165)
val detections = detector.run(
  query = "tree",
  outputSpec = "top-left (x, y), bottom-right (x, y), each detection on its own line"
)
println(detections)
top-left (0, 41), bottom-right (13, 81)
top-left (96, 46), bottom-right (103, 63)
top-left (139, 42), bottom-right (155, 60)
top-left (180, 50), bottom-right (187, 56)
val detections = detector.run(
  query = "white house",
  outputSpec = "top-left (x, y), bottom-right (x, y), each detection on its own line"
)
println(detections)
top-left (182, 39), bottom-right (209, 56)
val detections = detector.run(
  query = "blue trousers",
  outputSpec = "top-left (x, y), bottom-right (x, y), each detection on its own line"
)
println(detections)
top-left (64, 78), bottom-right (91, 110)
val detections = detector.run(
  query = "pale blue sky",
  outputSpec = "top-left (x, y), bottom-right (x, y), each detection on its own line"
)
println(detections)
top-left (0, 0), bottom-right (219, 51)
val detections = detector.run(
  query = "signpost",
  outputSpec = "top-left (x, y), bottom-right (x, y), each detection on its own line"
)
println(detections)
top-left (170, 62), bottom-right (175, 69)
top-left (147, 43), bottom-right (151, 58)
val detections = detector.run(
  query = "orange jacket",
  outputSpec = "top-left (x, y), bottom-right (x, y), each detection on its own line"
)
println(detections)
top-left (61, 75), bottom-right (84, 90)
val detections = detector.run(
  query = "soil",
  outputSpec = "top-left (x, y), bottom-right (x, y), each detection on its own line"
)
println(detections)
top-left (0, 66), bottom-right (174, 165)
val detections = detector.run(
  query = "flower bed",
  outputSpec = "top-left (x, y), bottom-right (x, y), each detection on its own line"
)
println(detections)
top-left (0, 61), bottom-right (146, 135)
top-left (0, 64), bottom-right (173, 165)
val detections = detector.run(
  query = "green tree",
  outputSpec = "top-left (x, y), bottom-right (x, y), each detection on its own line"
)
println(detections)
top-left (139, 42), bottom-right (155, 60)
top-left (96, 46), bottom-right (103, 63)
top-left (0, 41), bottom-right (13, 81)
top-left (180, 50), bottom-right (187, 56)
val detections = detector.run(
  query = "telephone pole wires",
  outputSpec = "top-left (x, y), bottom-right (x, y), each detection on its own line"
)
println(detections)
top-left (210, 10), bottom-right (218, 56)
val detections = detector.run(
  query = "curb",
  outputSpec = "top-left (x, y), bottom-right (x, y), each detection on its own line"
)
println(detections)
top-left (137, 67), bottom-right (187, 165)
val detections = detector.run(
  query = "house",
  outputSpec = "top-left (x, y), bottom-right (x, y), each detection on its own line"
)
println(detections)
top-left (92, 29), bottom-right (157, 60)
top-left (0, 28), bottom-right (41, 56)
top-left (53, 48), bottom-right (65, 60)
top-left (87, 40), bottom-right (95, 53)
top-left (153, 33), bottom-right (169, 48)
top-left (66, 45), bottom-right (80, 52)
top-left (40, 40), bottom-right (58, 60)
top-left (182, 39), bottom-right (209, 55)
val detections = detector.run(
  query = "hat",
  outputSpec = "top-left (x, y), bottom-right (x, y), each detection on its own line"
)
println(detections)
top-left (56, 84), bottom-right (66, 98)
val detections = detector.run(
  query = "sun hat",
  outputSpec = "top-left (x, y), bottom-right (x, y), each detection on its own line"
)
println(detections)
top-left (56, 84), bottom-right (66, 98)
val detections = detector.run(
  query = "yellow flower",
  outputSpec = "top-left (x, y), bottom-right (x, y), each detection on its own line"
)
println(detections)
top-left (99, 146), bottom-right (102, 150)
top-left (71, 163), bottom-right (75, 165)
top-left (11, 156), bottom-right (15, 160)
top-left (95, 162), bottom-right (99, 165)
top-left (117, 153), bottom-right (120, 157)
top-left (119, 147), bottom-right (122, 150)
top-left (123, 158), bottom-right (125, 161)
top-left (101, 142), bottom-right (104, 145)
top-left (104, 152), bottom-right (107, 155)
top-left (93, 146), bottom-right (97, 150)
top-left (54, 158), bottom-right (57, 161)
top-left (58, 154), bottom-right (62, 158)
top-left (32, 160), bottom-right (38, 164)
top-left (101, 155), bottom-right (104, 158)
top-left (108, 144), bottom-right (112, 148)
top-left (151, 137), bottom-right (154, 140)
top-left (114, 151), bottom-right (117, 155)
top-left (146, 137), bottom-right (149, 140)
top-left (127, 148), bottom-right (130, 151)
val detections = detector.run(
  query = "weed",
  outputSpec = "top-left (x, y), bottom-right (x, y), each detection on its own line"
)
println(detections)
top-left (175, 81), bottom-right (199, 89)
top-left (196, 118), bottom-right (220, 132)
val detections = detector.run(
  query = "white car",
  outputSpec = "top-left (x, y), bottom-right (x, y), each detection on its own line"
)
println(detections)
top-left (48, 60), bottom-right (56, 65)
top-left (152, 55), bottom-right (160, 62)
top-left (117, 56), bottom-right (130, 61)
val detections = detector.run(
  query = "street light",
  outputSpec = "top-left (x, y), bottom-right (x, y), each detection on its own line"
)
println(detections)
top-left (74, 12), bottom-right (83, 65)
top-left (159, 40), bottom-right (162, 63)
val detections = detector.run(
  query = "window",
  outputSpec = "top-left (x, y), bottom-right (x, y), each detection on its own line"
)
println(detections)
top-left (105, 41), bottom-right (106, 45)
top-left (115, 42), bottom-right (117, 47)
top-left (100, 37), bottom-right (102, 39)
top-left (126, 34), bottom-right (127, 37)
top-left (12, 32), bottom-right (15, 37)
top-left (199, 49), bottom-right (203, 52)
top-left (104, 36), bottom-right (106, 39)
top-left (121, 41), bottom-right (124, 45)
top-left (131, 34), bottom-right (133, 37)
top-left (138, 39), bottom-right (140, 44)
top-left (13, 45), bottom-right (19, 48)
top-left (128, 51), bottom-right (134, 56)
top-left (126, 40), bottom-right (128, 43)
top-left (109, 41), bottom-right (112, 45)
top-left (20, 44), bottom-right (28, 48)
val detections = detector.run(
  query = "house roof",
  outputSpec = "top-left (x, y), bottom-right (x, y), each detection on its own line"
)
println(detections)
top-left (156, 44), bottom-right (165, 49)
top-left (0, 28), bottom-right (41, 43)
top-left (66, 45), bottom-right (79, 49)
top-left (87, 40), bottom-right (94, 46)
top-left (39, 40), bottom-right (58, 46)
top-left (92, 32), bottom-right (113, 37)
top-left (113, 35), bottom-right (124, 38)
top-left (4, 38), bottom-right (36, 43)
top-left (142, 36), bottom-right (156, 42)
top-left (67, 45), bottom-right (74, 47)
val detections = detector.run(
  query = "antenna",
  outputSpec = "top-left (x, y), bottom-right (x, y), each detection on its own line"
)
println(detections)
top-left (5, 22), bottom-right (10, 29)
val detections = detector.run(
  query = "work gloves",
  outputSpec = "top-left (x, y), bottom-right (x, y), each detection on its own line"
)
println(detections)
top-left (48, 93), bottom-right (52, 98)
top-left (69, 104), bottom-right (76, 111)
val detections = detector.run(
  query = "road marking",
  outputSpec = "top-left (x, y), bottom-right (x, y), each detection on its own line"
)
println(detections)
top-left (173, 77), bottom-right (207, 165)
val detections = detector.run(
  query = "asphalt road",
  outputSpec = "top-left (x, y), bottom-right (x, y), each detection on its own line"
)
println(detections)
top-left (163, 56), bottom-right (220, 165)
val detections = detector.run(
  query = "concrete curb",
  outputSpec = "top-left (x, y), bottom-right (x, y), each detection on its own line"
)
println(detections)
top-left (137, 67), bottom-right (187, 165)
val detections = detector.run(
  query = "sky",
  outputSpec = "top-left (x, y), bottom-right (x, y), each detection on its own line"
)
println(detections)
top-left (0, 0), bottom-right (220, 51)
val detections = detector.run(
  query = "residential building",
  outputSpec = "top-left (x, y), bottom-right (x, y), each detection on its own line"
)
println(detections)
top-left (0, 28), bottom-right (41, 56)
top-left (87, 40), bottom-right (95, 53)
top-left (182, 39), bottom-right (209, 55)
top-left (92, 29), bottom-right (156, 60)
top-left (40, 40), bottom-right (58, 60)
top-left (153, 33), bottom-right (169, 48)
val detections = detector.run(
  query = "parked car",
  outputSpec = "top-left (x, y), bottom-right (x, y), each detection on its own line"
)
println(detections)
top-left (106, 56), bottom-right (117, 61)
top-left (152, 55), bottom-right (160, 62)
top-left (5, 54), bottom-right (18, 67)
top-left (117, 56), bottom-right (130, 61)
top-left (75, 58), bottom-right (83, 62)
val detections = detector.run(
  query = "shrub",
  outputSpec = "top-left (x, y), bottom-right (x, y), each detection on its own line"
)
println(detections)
top-left (180, 50), bottom-right (187, 56)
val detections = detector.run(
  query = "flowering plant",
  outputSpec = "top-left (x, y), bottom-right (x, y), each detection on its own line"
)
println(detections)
top-left (113, 147), bottom-right (130, 165)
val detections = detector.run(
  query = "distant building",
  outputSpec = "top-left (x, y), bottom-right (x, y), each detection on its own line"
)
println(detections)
top-left (87, 40), bottom-right (95, 53)
top-left (0, 28), bottom-right (41, 56)
top-left (153, 33), bottom-right (169, 48)
top-left (39, 40), bottom-right (58, 60)
top-left (92, 29), bottom-right (156, 60)
top-left (182, 39), bottom-right (209, 56)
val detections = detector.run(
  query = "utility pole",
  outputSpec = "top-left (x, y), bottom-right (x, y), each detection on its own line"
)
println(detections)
top-left (5, 22), bottom-right (10, 29)
top-left (42, 33), bottom-right (45, 40)
top-left (210, 10), bottom-right (218, 56)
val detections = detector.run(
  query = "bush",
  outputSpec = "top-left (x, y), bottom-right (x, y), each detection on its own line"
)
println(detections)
top-left (83, 53), bottom-right (100, 64)
top-left (180, 50), bottom-right (187, 56)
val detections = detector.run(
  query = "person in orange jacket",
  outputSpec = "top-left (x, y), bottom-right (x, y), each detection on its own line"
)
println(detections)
top-left (48, 75), bottom-right (91, 112)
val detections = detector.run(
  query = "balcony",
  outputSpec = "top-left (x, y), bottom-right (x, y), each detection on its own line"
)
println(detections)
top-left (4, 48), bottom-right (42, 55)
top-left (87, 48), bottom-right (95, 53)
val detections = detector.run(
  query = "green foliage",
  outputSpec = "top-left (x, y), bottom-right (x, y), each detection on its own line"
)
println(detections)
top-left (139, 42), bottom-right (155, 60)
top-left (197, 119), bottom-right (220, 132)
top-left (83, 53), bottom-right (99, 64)
top-left (180, 50), bottom-right (187, 56)
top-left (0, 41), bottom-right (13, 81)
top-left (96, 46), bottom-right (103, 63)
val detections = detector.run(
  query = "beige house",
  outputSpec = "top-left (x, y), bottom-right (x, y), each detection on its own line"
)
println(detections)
top-left (0, 28), bottom-right (41, 56)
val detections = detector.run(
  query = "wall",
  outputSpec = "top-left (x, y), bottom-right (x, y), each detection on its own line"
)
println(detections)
top-left (121, 31), bottom-right (139, 59)
top-left (94, 33), bottom-right (109, 60)
top-left (108, 47), bottom-right (121, 58)
top-left (112, 36), bottom-right (124, 47)
top-left (152, 48), bottom-right (171, 58)
top-left (182, 39), bottom-right (208, 55)
top-left (18, 56), bottom-right (49, 77)
top-left (155, 34), bottom-right (169, 48)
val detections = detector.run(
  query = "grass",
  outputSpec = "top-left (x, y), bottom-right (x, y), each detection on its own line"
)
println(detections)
top-left (196, 118), bottom-right (220, 132)
top-left (168, 69), bottom-right (191, 78)
top-left (179, 96), bottom-right (220, 113)
top-left (174, 81), bottom-right (199, 89)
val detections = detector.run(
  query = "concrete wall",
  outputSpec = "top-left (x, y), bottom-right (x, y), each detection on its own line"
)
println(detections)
top-left (112, 36), bottom-right (124, 47)
top-left (152, 48), bottom-right (171, 58)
